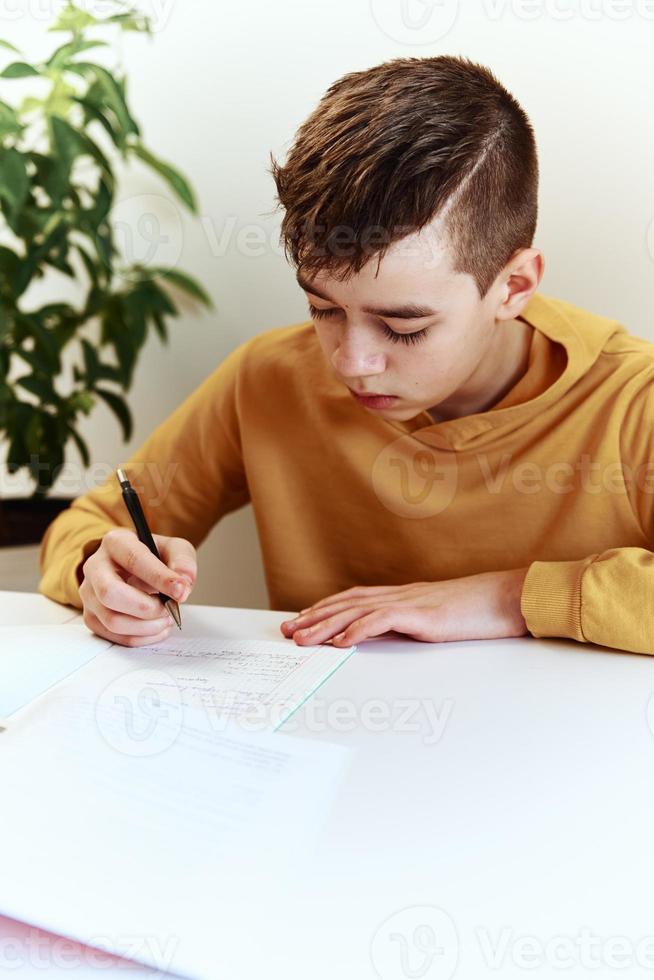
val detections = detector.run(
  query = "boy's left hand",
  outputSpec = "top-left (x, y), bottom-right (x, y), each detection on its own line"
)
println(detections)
top-left (280, 567), bottom-right (530, 647)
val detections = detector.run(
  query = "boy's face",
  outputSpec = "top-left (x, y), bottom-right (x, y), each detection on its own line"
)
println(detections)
top-left (298, 222), bottom-right (516, 422)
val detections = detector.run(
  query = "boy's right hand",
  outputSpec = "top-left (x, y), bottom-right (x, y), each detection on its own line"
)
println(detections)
top-left (79, 528), bottom-right (197, 646)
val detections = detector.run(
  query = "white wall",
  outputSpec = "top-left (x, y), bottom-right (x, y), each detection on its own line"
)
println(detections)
top-left (1, 0), bottom-right (653, 606)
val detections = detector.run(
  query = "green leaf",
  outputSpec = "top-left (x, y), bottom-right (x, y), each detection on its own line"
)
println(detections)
top-left (153, 267), bottom-right (212, 306)
top-left (50, 116), bottom-right (113, 179)
top-left (27, 151), bottom-right (67, 207)
top-left (15, 373), bottom-right (58, 405)
top-left (6, 400), bottom-right (32, 472)
top-left (47, 39), bottom-right (108, 70)
top-left (151, 310), bottom-right (167, 342)
top-left (95, 387), bottom-right (132, 440)
top-left (72, 94), bottom-right (121, 148)
top-left (81, 337), bottom-right (98, 383)
top-left (0, 245), bottom-right (20, 302)
top-left (67, 390), bottom-right (94, 415)
top-left (17, 220), bottom-right (70, 297)
top-left (49, 114), bottom-right (86, 172)
top-left (131, 143), bottom-right (197, 212)
top-left (65, 62), bottom-right (139, 138)
top-left (49, 4), bottom-right (99, 33)
top-left (0, 148), bottom-right (28, 213)
top-left (0, 301), bottom-right (9, 344)
top-left (100, 298), bottom-right (136, 387)
top-left (74, 243), bottom-right (99, 285)
top-left (106, 10), bottom-right (151, 33)
top-left (0, 61), bottom-right (39, 78)
top-left (128, 278), bottom-right (176, 317)
top-left (66, 423), bottom-right (90, 466)
top-left (15, 312), bottom-right (61, 373)
top-left (0, 100), bottom-right (23, 139)
top-left (93, 226), bottom-right (115, 272)
top-left (0, 39), bottom-right (20, 53)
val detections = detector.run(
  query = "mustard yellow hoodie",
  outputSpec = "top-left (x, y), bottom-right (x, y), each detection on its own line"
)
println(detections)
top-left (39, 292), bottom-right (654, 655)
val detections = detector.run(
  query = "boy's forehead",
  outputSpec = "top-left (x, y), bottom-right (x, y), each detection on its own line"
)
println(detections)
top-left (308, 228), bottom-right (458, 302)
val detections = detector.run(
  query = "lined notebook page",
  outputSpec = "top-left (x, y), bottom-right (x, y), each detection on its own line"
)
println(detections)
top-left (14, 634), bottom-right (357, 733)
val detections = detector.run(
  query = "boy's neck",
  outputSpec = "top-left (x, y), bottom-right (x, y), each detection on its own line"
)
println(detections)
top-left (428, 317), bottom-right (534, 423)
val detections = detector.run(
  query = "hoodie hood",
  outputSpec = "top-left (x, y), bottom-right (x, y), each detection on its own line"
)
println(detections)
top-left (392, 292), bottom-right (626, 452)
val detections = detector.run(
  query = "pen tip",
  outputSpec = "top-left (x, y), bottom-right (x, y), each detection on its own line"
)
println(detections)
top-left (166, 599), bottom-right (182, 630)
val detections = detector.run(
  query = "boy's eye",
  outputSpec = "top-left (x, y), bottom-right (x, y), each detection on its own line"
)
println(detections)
top-left (381, 324), bottom-right (429, 346)
top-left (308, 304), bottom-right (429, 346)
top-left (308, 303), bottom-right (340, 320)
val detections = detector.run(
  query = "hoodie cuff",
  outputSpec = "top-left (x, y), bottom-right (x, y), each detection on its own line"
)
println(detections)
top-left (520, 558), bottom-right (594, 642)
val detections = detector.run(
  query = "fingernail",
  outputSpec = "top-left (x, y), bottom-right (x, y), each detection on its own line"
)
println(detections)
top-left (171, 581), bottom-right (184, 598)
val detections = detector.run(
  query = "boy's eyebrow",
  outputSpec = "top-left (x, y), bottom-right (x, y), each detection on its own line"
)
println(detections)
top-left (296, 273), bottom-right (442, 320)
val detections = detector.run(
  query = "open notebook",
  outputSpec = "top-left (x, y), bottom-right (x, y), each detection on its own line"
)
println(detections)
top-left (1, 624), bottom-right (356, 731)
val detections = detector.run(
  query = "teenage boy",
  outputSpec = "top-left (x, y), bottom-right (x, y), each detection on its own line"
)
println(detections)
top-left (39, 56), bottom-right (654, 656)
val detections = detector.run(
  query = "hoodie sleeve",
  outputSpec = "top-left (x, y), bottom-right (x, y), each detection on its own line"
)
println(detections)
top-left (519, 378), bottom-right (654, 655)
top-left (38, 340), bottom-right (251, 610)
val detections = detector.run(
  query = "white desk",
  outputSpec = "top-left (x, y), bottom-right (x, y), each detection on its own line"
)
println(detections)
top-left (2, 592), bottom-right (654, 979)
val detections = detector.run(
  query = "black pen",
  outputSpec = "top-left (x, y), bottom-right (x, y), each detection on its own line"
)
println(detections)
top-left (116, 468), bottom-right (182, 629)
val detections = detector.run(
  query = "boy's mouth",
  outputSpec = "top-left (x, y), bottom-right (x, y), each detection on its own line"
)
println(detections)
top-left (348, 389), bottom-right (399, 409)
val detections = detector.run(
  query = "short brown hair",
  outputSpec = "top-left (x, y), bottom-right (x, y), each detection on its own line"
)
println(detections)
top-left (269, 55), bottom-right (538, 298)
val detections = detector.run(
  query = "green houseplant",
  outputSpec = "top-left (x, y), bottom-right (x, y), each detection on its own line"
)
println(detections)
top-left (0, 1), bottom-right (211, 545)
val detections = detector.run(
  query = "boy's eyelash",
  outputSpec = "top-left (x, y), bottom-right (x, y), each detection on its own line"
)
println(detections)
top-left (307, 304), bottom-right (429, 346)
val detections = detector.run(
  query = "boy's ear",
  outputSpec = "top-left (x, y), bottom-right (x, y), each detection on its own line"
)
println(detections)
top-left (497, 247), bottom-right (544, 320)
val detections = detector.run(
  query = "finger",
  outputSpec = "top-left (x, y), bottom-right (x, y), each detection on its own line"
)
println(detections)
top-left (124, 573), bottom-right (158, 594)
top-left (105, 531), bottom-right (187, 601)
top-left (283, 593), bottom-right (403, 634)
top-left (91, 567), bottom-right (168, 619)
top-left (332, 606), bottom-right (415, 646)
top-left (154, 535), bottom-right (197, 591)
top-left (290, 607), bottom-right (378, 646)
top-left (84, 609), bottom-right (174, 647)
top-left (300, 583), bottom-right (413, 614)
top-left (91, 600), bottom-right (174, 637)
